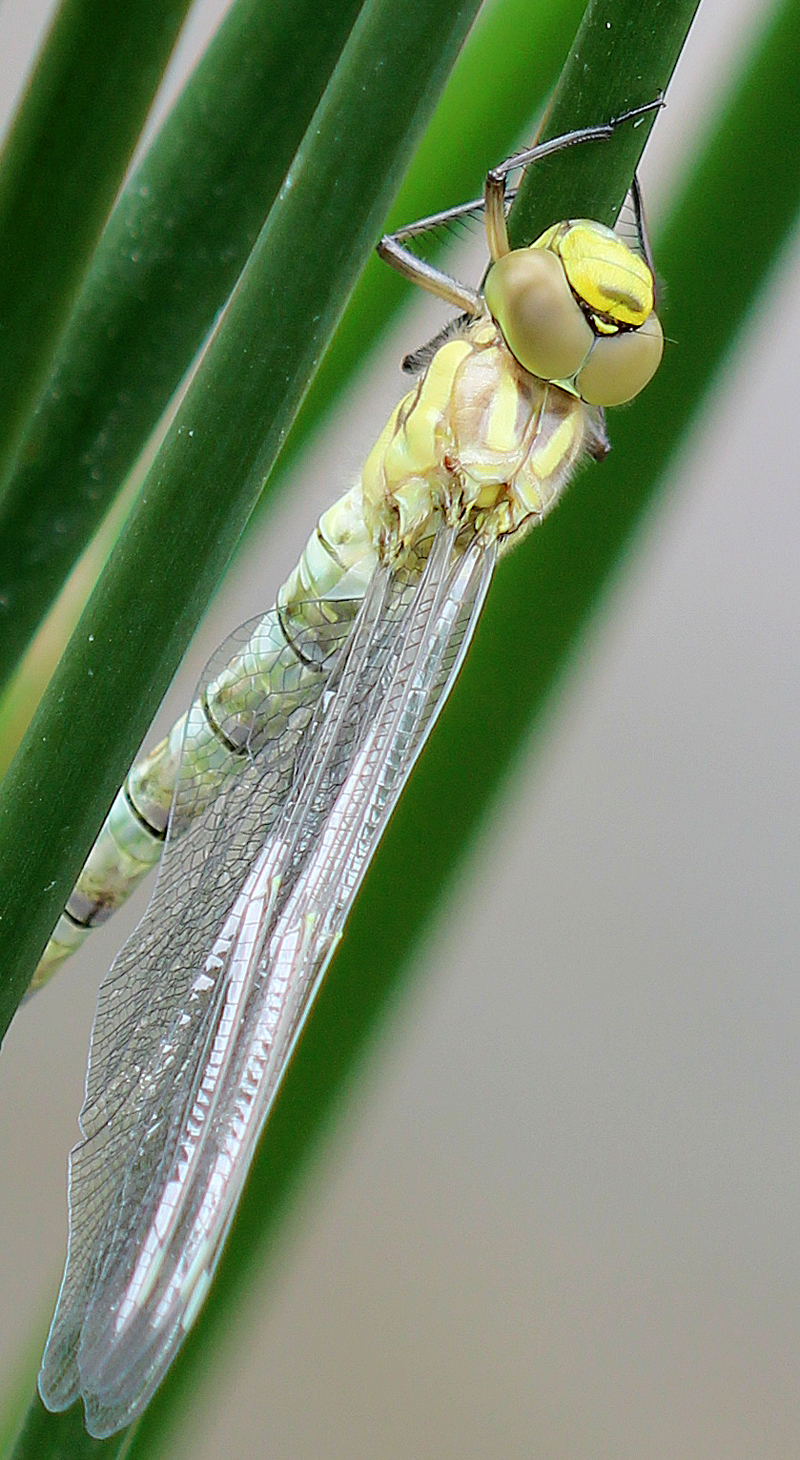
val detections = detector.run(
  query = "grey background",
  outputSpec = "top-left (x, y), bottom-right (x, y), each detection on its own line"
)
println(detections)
top-left (1, 1), bottom-right (798, 1455)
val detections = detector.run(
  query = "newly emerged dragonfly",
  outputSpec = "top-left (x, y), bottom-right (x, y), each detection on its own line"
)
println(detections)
top-left (38, 106), bottom-right (663, 1437)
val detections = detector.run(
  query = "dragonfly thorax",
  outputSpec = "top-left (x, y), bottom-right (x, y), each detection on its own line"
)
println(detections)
top-left (361, 315), bottom-right (605, 563)
top-left (483, 219), bottom-right (663, 407)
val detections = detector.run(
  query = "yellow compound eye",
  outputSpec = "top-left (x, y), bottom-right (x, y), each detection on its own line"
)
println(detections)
top-left (551, 220), bottom-right (655, 327)
top-left (576, 312), bottom-right (663, 405)
top-left (484, 247), bottom-right (593, 383)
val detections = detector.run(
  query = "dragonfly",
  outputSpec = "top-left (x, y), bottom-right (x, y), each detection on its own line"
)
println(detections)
top-left (37, 103), bottom-right (663, 1438)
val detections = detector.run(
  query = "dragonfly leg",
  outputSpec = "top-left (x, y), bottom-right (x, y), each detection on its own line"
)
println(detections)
top-left (377, 228), bottom-right (481, 313)
top-left (629, 170), bottom-right (656, 280)
top-left (484, 97), bottom-right (662, 261)
top-left (378, 98), bottom-right (662, 297)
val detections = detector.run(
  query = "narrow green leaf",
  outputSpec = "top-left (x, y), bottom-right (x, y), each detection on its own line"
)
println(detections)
top-left (0, 0), bottom-right (365, 690)
top-left (10, 1396), bottom-right (123, 1460)
top-left (0, 0), bottom-right (193, 491)
top-left (508, 0), bottom-right (702, 243)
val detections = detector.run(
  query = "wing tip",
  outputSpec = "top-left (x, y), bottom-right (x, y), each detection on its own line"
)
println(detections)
top-left (38, 1346), bottom-right (155, 1440)
top-left (37, 1352), bottom-right (81, 1417)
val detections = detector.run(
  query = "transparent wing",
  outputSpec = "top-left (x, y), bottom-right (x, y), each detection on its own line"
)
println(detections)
top-left (39, 525), bottom-right (496, 1437)
top-left (39, 588), bottom-right (373, 1418)
top-left (38, 595), bottom-right (363, 1416)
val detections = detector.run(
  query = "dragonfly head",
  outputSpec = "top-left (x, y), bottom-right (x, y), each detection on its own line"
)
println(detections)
top-left (483, 219), bottom-right (663, 406)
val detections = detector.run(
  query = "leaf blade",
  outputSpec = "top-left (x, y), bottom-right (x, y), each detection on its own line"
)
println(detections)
top-left (0, 0), bottom-right (193, 490)
top-left (0, 0), bottom-right (366, 689)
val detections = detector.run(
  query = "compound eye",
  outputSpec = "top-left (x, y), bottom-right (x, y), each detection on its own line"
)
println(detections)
top-left (557, 221), bottom-right (655, 326)
top-left (484, 248), bottom-right (593, 382)
top-left (575, 312), bottom-right (664, 406)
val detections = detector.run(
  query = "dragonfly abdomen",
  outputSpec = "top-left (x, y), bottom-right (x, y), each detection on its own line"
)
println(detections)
top-left (31, 484), bottom-right (378, 990)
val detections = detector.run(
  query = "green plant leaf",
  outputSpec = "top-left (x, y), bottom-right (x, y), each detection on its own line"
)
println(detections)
top-left (507, 0), bottom-right (700, 243)
top-left (0, 0), bottom-right (193, 492)
top-left (10, 1397), bottom-right (119, 1460)
top-left (0, 0), bottom-right (366, 691)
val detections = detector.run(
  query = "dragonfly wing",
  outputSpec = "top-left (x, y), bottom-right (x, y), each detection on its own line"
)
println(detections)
top-left (39, 528), bottom-right (495, 1437)
top-left (265, 526), bottom-right (498, 1013)
top-left (38, 601), bottom-right (358, 1418)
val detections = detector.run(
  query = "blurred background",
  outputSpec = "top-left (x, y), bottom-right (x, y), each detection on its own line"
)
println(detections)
top-left (1, 0), bottom-right (799, 1455)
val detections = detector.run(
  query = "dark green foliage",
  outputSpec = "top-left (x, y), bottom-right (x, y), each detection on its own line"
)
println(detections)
top-left (0, 0), bottom-right (193, 490)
